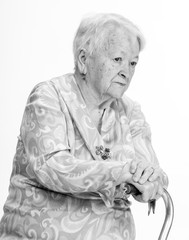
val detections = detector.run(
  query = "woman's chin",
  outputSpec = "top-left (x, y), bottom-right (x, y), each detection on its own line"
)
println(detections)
top-left (108, 88), bottom-right (128, 99)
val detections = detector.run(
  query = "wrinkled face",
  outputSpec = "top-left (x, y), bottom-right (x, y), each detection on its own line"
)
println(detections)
top-left (85, 27), bottom-right (140, 100)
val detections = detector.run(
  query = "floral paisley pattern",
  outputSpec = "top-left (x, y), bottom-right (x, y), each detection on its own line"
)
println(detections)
top-left (0, 74), bottom-right (167, 240)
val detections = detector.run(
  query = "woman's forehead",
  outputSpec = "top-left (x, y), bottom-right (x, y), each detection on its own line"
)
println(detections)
top-left (103, 28), bottom-right (139, 55)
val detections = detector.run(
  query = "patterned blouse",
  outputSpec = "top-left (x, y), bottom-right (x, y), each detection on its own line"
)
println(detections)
top-left (0, 73), bottom-right (167, 240)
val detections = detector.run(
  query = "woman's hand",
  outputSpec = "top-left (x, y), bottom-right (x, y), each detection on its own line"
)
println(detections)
top-left (129, 179), bottom-right (164, 203)
top-left (130, 159), bottom-right (163, 184)
top-left (127, 159), bottom-right (168, 202)
top-left (116, 160), bottom-right (168, 203)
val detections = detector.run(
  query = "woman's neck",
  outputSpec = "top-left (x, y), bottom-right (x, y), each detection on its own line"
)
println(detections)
top-left (74, 70), bottom-right (114, 112)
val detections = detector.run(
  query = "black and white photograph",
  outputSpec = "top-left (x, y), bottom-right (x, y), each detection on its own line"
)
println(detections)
top-left (0, 0), bottom-right (188, 239)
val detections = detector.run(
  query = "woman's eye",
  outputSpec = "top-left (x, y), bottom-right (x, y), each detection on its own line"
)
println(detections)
top-left (114, 57), bottom-right (122, 63)
top-left (130, 61), bottom-right (137, 67)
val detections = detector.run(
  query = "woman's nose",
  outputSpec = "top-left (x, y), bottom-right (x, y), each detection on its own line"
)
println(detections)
top-left (118, 71), bottom-right (128, 80)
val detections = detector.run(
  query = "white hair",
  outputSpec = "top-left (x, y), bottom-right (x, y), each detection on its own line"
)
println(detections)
top-left (73, 13), bottom-right (145, 68)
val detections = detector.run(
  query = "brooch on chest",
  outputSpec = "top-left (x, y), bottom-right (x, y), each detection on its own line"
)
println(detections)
top-left (95, 145), bottom-right (111, 160)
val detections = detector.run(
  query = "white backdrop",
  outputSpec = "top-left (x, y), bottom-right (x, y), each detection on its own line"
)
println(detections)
top-left (0, 0), bottom-right (188, 239)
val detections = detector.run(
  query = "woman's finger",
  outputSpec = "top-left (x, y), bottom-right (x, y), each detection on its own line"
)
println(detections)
top-left (148, 168), bottom-right (161, 182)
top-left (133, 161), bottom-right (147, 182)
top-left (139, 167), bottom-right (154, 184)
top-left (151, 181), bottom-right (159, 199)
top-left (130, 160), bottom-right (138, 174)
top-left (151, 182), bottom-right (164, 200)
top-left (141, 182), bottom-right (154, 202)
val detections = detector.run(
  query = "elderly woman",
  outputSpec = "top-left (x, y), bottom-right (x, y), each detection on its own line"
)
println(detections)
top-left (0, 13), bottom-right (168, 240)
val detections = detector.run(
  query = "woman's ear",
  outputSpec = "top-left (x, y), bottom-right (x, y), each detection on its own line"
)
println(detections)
top-left (77, 49), bottom-right (87, 75)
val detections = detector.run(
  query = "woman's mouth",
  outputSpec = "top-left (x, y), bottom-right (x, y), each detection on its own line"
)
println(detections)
top-left (115, 82), bottom-right (127, 86)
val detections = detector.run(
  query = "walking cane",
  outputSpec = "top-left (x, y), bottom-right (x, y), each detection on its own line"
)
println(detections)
top-left (158, 189), bottom-right (174, 240)
top-left (125, 185), bottom-right (174, 240)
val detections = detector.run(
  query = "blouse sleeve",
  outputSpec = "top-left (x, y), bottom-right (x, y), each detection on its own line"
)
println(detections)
top-left (129, 101), bottom-right (168, 187)
top-left (20, 82), bottom-right (132, 207)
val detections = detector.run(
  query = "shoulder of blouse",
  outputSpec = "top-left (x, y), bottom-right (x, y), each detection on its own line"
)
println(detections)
top-left (26, 73), bottom-right (73, 105)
